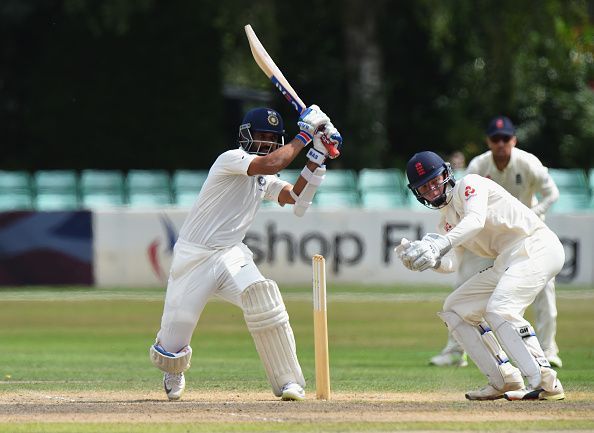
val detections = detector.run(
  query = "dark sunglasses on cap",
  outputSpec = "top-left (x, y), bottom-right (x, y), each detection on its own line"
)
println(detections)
top-left (489, 135), bottom-right (512, 143)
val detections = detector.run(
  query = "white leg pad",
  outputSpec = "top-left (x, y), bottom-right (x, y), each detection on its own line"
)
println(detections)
top-left (485, 312), bottom-right (548, 388)
top-left (242, 279), bottom-right (305, 397)
top-left (149, 343), bottom-right (192, 374)
top-left (480, 322), bottom-right (510, 364)
top-left (438, 312), bottom-right (515, 389)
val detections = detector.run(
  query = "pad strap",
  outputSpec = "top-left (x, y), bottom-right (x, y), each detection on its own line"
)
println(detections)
top-left (439, 312), bottom-right (511, 389)
top-left (149, 343), bottom-right (192, 374)
top-left (485, 312), bottom-right (547, 388)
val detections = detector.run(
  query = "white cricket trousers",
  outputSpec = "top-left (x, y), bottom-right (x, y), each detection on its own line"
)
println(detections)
top-left (443, 227), bottom-right (565, 329)
top-left (156, 239), bottom-right (265, 353)
top-left (451, 249), bottom-right (560, 354)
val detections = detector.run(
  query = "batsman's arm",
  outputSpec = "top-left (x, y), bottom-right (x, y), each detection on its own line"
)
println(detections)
top-left (247, 138), bottom-right (310, 176)
top-left (245, 24), bottom-right (339, 158)
top-left (278, 161), bottom-right (321, 205)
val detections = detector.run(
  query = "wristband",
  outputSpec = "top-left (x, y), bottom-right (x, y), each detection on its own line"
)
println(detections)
top-left (295, 131), bottom-right (313, 146)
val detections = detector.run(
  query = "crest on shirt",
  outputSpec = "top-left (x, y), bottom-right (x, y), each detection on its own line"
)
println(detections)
top-left (464, 185), bottom-right (477, 200)
top-left (257, 175), bottom-right (267, 191)
top-left (516, 173), bottom-right (522, 184)
top-left (444, 221), bottom-right (453, 232)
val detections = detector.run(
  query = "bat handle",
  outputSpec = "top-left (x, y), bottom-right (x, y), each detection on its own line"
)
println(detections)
top-left (300, 106), bottom-right (340, 159)
top-left (326, 145), bottom-right (340, 158)
top-left (316, 124), bottom-right (340, 159)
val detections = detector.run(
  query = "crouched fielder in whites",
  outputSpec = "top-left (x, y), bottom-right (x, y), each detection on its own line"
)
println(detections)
top-left (396, 151), bottom-right (565, 401)
top-left (430, 115), bottom-right (562, 368)
top-left (149, 105), bottom-right (342, 401)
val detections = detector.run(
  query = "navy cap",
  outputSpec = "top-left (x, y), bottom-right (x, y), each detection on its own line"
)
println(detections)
top-left (486, 116), bottom-right (515, 137)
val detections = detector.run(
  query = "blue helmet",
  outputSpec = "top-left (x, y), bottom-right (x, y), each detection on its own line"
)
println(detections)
top-left (406, 151), bottom-right (455, 209)
top-left (238, 107), bottom-right (285, 155)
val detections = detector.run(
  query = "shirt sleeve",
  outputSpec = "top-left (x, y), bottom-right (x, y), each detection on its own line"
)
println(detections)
top-left (444, 175), bottom-right (489, 247)
top-left (435, 246), bottom-right (464, 273)
top-left (213, 149), bottom-right (256, 176)
top-left (530, 162), bottom-right (559, 217)
top-left (264, 176), bottom-right (290, 204)
top-left (466, 157), bottom-right (481, 175)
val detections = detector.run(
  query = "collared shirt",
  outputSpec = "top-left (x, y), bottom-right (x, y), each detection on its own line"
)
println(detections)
top-left (436, 174), bottom-right (546, 271)
top-left (178, 149), bottom-right (289, 248)
top-left (466, 148), bottom-right (559, 217)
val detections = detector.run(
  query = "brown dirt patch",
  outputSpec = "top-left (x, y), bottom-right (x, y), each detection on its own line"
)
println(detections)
top-left (0, 390), bottom-right (593, 423)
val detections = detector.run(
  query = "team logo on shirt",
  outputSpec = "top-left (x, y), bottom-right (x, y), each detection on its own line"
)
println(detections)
top-left (257, 175), bottom-right (267, 191)
top-left (444, 221), bottom-right (453, 232)
top-left (464, 185), bottom-right (476, 200)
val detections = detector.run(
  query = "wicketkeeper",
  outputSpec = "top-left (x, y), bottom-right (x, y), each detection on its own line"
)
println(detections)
top-left (430, 116), bottom-right (563, 369)
top-left (397, 151), bottom-right (565, 401)
top-left (149, 105), bottom-right (342, 401)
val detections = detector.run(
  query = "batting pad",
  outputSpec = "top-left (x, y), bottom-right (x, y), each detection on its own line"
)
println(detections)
top-left (149, 343), bottom-right (192, 374)
top-left (438, 312), bottom-right (514, 390)
top-left (485, 312), bottom-right (544, 388)
top-left (242, 279), bottom-right (305, 397)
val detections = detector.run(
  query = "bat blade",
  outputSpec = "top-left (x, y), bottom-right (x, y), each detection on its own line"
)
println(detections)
top-left (244, 24), bottom-right (339, 158)
top-left (244, 24), bottom-right (306, 113)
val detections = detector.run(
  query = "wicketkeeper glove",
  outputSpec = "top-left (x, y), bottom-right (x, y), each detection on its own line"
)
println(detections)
top-left (394, 238), bottom-right (413, 270)
top-left (411, 233), bottom-right (451, 271)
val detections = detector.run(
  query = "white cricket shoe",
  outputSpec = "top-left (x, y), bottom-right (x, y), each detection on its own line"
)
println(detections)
top-left (466, 382), bottom-right (524, 400)
top-left (546, 353), bottom-right (563, 369)
top-left (504, 367), bottom-right (565, 401)
top-left (429, 350), bottom-right (468, 367)
top-left (163, 372), bottom-right (185, 401)
top-left (281, 382), bottom-right (305, 401)
top-left (465, 363), bottom-right (524, 400)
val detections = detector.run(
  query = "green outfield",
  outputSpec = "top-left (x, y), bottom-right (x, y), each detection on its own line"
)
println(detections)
top-left (0, 284), bottom-right (593, 433)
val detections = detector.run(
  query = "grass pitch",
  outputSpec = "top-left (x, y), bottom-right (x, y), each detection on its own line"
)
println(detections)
top-left (0, 284), bottom-right (592, 432)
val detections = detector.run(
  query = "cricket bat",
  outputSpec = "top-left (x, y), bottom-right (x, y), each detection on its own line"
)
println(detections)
top-left (244, 24), bottom-right (340, 158)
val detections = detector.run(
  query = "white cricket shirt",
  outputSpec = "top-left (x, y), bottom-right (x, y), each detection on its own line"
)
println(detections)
top-left (178, 149), bottom-right (289, 248)
top-left (466, 148), bottom-right (559, 216)
top-left (439, 174), bottom-right (546, 261)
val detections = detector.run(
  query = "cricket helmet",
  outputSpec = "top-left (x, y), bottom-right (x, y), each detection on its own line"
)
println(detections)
top-left (406, 151), bottom-right (455, 209)
top-left (238, 107), bottom-right (285, 155)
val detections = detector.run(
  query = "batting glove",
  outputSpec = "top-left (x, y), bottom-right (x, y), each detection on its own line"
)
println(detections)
top-left (296, 105), bottom-right (330, 146)
top-left (306, 133), bottom-right (328, 164)
top-left (319, 122), bottom-right (342, 159)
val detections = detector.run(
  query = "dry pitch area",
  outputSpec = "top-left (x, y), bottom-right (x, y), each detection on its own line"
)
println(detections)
top-left (1, 390), bottom-right (593, 424)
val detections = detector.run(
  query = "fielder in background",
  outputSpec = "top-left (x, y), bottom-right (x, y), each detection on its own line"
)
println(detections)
top-left (430, 116), bottom-right (562, 369)
top-left (397, 151), bottom-right (565, 401)
top-left (149, 105), bottom-right (342, 401)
